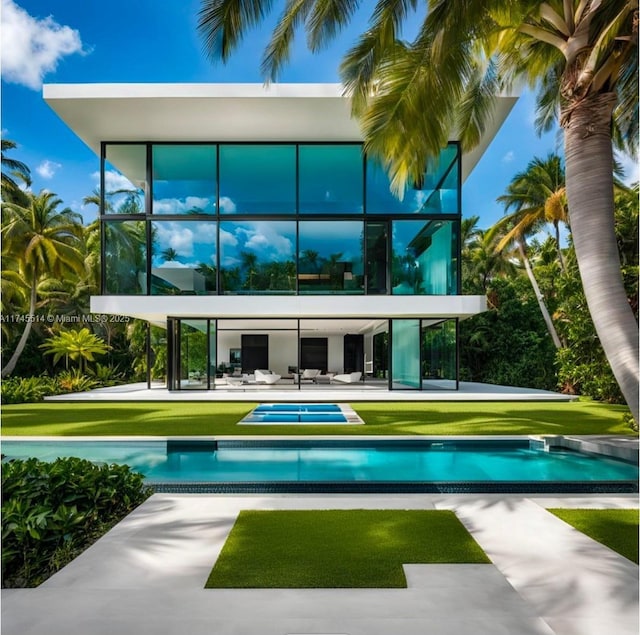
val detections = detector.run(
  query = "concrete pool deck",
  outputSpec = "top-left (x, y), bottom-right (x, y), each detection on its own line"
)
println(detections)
top-left (2, 493), bottom-right (637, 635)
top-left (44, 380), bottom-right (577, 402)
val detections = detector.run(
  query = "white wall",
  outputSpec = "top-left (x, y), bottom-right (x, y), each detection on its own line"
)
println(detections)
top-left (216, 330), bottom-right (297, 375)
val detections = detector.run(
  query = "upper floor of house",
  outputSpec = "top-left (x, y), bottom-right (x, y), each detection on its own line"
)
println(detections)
top-left (43, 83), bottom-right (517, 299)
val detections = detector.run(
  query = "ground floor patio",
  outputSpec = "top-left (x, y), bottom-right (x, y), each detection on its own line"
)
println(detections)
top-left (46, 380), bottom-right (577, 402)
top-left (3, 492), bottom-right (637, 635)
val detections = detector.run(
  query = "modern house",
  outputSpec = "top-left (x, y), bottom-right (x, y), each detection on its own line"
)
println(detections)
top-left (44, 83), bottom-right (516, 391)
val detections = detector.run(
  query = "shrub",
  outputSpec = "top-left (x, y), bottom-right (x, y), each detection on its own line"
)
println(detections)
top-left (56, 369), bottom-right (99, 393)
top-left (2, 457), bottom-right (152, 587)
top-left (0, 376), bottom-right (59, 404)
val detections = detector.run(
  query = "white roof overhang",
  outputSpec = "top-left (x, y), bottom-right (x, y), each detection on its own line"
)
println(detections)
top-left (43, 83), bottom-right (517, 182)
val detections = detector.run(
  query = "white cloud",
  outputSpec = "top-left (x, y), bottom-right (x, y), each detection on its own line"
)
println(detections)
top-left (235, 222), bottom-right (294, 260)
top-left (219, 196), bottom-right (237, 213)
top-left (219, 228), bottom-right (238, 247)
top-left (92, 170), bottom-right (137, 192)
top-left (1, 0), bottom-right (85, 90)
top-left (153, 223), bottom-right (195, 258)
top-left (616, 151), bottom-right (639, 186)
top-left (36, 159), bottom-right (61, 179)
top-left (153, 196), bottom-right (214, 214)
top-left (501, 151), bottom-right (515, 164)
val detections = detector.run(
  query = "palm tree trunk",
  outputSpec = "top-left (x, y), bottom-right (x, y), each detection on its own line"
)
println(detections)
top-left (517, 241), bottom-right (563, 350)
top-left (554, 221), bottom-right (566, 274)
top-left (563, 93), bottom-right (639, 421)
top-left (2, 277), bottom-right (37, 377)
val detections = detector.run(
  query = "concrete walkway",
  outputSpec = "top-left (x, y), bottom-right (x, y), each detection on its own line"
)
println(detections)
top-left (2, 493), bottom-right (637, 635)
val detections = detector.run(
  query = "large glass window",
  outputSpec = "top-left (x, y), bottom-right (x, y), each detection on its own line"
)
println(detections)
top-left (103, 145), bottom-right (146, 215)
top-left (391, 220), bottom-right (458, 295)
top-left (150, 220), bottom-right (217, 294)
top-left (104, 220), bottom-right (147, 294)
top-left (298, 221), bottom-right (364, 294)
top-left (180, 320), bottom-right (210, 390)
top-left (219, 220), bottom-right (296, 293)
top-left (152, 145), bottom-right (216, 215)
top-left (299, 144), bottom-right (363, 214)
top-left (366, 221), bottom-right (388, 294)
top-left (366, 143), bottom-right (459, 214)
top-left (391, 319), bottom-right (420, 389)
top-left (422, 319), bottom-right (457, 390)
top-left (219, 145), bottom-right (296, 214)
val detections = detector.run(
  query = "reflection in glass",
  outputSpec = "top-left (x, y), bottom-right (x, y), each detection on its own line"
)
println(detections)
top-left (150, 325), bottom-right (167, 385)
top-left (299, 144), bottom-right (363, 213)
top-left (366, 143), bottom-right (459, 214)
top-left (422, 319), bottom-right (457, 390)
top-left (180, 320), bottom-right (209, 390)
top-left (219, 221), bottom-right (296, 293)
top-left (219, 145), bottom-right (296, 214)
top-left (104, 145), bottom-right (146, 215)
top-left (151, 220), bottom-right (217, 294)
top-left (152, 145), bottom-right (216, 215)
top-left (366, 222), bottom-right (388, 294)
top-left (391, 319), bottom-right (420, 389)
top-left (298, 221), bottom-right (364, 294)
top-left (104, 221), bottom-right (146, 294)
top-left (391, 220), bottom-right (457, 295)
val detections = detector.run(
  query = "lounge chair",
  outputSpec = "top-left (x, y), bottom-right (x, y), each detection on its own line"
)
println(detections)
top-left (331, 371), bottom-right (362, 384)
top-left (254, 369), bottom-right (281, 384)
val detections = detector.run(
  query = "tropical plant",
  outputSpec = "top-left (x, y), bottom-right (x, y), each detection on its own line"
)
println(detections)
top-left (495, 154), bottom-right (568, 272)
top-left (1, 139), bottom-right (31, 205)
top-left (198, 0), bottom-right (640, 419)
top-left (0, 376), bottom-right (60, 404)
top-left (1, 191), bottom-right (85, 376)
top-left (40, 328), bottom-right (110, 373)
top-left (2, 457), bottom-right (151, 587)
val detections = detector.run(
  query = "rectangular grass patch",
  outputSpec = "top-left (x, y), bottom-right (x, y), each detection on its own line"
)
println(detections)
top-left (206, 509), bottom-right (490, 588)
top-left (548, 508), bottom-right (639, 563)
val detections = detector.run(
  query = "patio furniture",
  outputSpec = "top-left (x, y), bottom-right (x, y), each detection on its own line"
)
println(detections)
top-left (300, 369), bottom-right (321, 382)
top-left (331, 371), bottom-right (362, 384)
top-left (314, 373), bottom-right (334, 384)
top-left (254, 369), bottom-right (281, 384)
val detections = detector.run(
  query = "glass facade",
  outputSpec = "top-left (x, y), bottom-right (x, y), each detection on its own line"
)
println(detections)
top-left (219, 220), bottom-right (296, 293)
top-left (151, 220), bottom-right (217, 294)
top-left (104, 145), bottom-right (146, 214)
top-left (299, 144), bottom-right (363, 214)
top-left (391, 220), bottom-right (457, 295)
top-left (101, 141), bottom-right (464, 390)
top-left (298, 220), bottom-right (363, 294)
top-left (152, 145), bottom-right (216, 215)
top-left (103, 220), bottom-right (146, 294)
top-left (101, 142), bottom-right (460, 297)
top-left (219, 145), bottom-right (296, 214)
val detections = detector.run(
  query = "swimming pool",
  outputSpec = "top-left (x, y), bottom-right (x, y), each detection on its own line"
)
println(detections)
top-left (238, 403), bottom-right (360, 424)
top-left (2, 439), bottom-right (637, 493)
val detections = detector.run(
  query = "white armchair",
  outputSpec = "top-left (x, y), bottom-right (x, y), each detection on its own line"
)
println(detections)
top-left (254, 369), bottom-right (281, 384)
top-left (331, 371), bottom-right (362, 384)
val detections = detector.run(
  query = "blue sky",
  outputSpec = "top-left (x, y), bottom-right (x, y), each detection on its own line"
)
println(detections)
top-left (1, 0), bottom-right (635, 227)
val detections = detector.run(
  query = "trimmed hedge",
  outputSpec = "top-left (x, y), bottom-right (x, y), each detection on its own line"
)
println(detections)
top-left (1, 457), bottom-right (152, 587)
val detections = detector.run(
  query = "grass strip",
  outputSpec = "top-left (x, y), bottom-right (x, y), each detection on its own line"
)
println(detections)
top-left (1, 399), bottom-right (635, 436)
top-left (548, 508), bottom-right (639, 563)
top-left (205, 509), bottom-right (490, 588)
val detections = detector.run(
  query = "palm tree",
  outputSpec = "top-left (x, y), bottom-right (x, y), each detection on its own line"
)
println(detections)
top-left (1, 140), bottom-right (31, 205)
top-left (462, 227), bottom-right (517, 295)
top-left (198, 0), bottom-right (639, 419)
top-left (161, 247), bottom-right (179, 261)
top-left (1, 191), bottom-right (85, 376)
top-left (496, 154), bottom-right (568, 273)
top-left (40, 328), bottom-right (110, 373)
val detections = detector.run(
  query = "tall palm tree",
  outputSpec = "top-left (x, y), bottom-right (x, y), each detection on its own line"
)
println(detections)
top-left (1, 191), bottom-right (85, 376)
top-left (1, 140), bottom-right (31, 205)
top-left (199, 0), bottom-right (639, 419)
top-left (496, 154), bottom-right (568, 272)
top-left (462, 227), bottom-right (517, 295)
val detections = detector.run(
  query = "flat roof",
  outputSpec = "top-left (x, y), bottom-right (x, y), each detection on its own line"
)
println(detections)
top-left (43, 83), bottom-right (517, 181)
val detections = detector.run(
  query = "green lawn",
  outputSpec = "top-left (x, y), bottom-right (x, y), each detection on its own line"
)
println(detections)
top-left (548, 509), bottom-right (639, 564)
top-left (0, 399), bottom-right (634, 437)
top-left (206, 509), bottom-right (490, 588)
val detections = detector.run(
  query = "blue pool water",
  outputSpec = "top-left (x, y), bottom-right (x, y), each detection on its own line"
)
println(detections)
top-left (2, 440), bottom-right (637, 492)
top-left (241, 403), bottom-right (349, 424)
